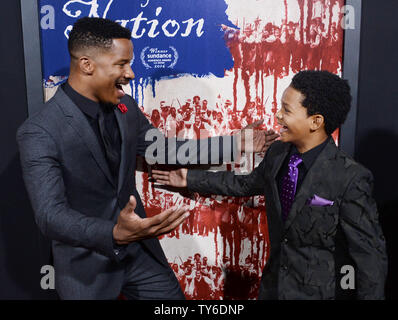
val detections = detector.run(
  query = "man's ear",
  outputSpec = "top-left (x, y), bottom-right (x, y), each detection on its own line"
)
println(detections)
top-left (310, 114), bottom-right (325, 131)
top-left (78, 56), bottom-right (95, 75)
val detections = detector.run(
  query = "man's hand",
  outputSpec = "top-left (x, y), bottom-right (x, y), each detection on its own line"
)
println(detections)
top-left (236, 120), bottom-right (279, 153)
top-left (152, 168), bottom-right (188, 188)
top-left (113, 195), bottom-right (190, 245)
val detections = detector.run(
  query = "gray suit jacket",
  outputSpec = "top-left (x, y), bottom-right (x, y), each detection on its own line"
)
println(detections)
top-left (17, 87), bottom-right (231, 299)
top-left (187, 138), bottom-right (388, 299)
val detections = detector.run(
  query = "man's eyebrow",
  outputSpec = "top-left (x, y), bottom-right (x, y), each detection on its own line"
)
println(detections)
top-left (281, 101), bottom-right (290, 107)
top-left (116, 59), bottom-right (131, 63)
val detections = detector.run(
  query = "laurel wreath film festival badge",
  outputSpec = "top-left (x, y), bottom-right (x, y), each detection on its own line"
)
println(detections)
top-left (140, 46), bottom-right (179, 69)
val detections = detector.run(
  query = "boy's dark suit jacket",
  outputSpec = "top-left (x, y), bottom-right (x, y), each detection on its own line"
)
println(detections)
top-left (17, 87), bottom-right (228, 299)
top-left (187, 138), bottom-right (388, 299)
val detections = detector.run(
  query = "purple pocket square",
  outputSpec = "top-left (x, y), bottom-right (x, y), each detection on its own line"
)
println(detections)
top-left (306, 194), bottom-right (334, 206)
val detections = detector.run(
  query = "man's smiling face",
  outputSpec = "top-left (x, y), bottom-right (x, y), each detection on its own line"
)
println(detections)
top-left (90, 38), bottom-right (134, 105)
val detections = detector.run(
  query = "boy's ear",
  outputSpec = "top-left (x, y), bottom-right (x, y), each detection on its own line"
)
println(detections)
top-left (310, 114), bottom-right (325, 131)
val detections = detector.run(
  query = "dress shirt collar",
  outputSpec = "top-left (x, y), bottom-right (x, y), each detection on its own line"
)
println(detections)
top-left (290, 136), bottom-right (331, 170)
top-left (62, 81), bottom-right (116, 118)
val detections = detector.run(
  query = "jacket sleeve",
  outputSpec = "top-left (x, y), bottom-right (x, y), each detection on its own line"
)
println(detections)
top-left (339, 168), bottom-right (388, 299)
top-left (17, 122), bottom-right (122, 262)
top-left (134, 101), bottom-right (235, 165)
top-left (186, 156), bottom-right (267, 197)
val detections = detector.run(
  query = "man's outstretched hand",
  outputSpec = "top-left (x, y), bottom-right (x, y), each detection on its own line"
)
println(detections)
top-left (152, 168), bottom-right (188, 188)
top-left (237, 120), bottom-right (279, 153)
top-left (113, 195), bottom-right (190, 245)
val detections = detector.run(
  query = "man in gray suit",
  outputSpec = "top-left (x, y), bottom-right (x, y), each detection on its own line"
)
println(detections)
top-left (17, 17), bottom-right (276, 300)
top-left (153, 71), bottom-right (388, 299)
top-left (17, 17), bottom-right (189, 300)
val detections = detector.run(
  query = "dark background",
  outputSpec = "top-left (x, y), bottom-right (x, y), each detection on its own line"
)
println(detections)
top-left (0, 0), bottom-right (56, 299)
top-left (0, 0), bottom-right (397, 299)
top-left (354, 0), bottom-right (398, 299)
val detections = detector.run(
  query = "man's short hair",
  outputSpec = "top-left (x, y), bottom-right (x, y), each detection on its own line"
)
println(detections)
top-left (291, 70), bottom-right (352, 135)
top-left (68, 17), bottom-right (131, 56)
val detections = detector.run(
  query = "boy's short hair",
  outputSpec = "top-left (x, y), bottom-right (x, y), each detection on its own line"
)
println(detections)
top-left (291, 70), bottom-right (352, 135)
top-left (68, 17), bottom-right (131, 55)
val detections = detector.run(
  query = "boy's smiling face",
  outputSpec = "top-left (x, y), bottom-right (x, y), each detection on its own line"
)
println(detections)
top-left (276, 86), bottom-right (324, 149)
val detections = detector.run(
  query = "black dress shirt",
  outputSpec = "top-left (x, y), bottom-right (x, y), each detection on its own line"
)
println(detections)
top-left (62, 82), bottom-right (122, 184)
top-left (276, 137), bottom-right (331, 201)
top-left (62, 82), bottom-right (125, 254)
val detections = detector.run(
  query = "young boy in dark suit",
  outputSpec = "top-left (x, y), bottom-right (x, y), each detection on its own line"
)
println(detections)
top-left (152, 70), bottom-right (388, 299)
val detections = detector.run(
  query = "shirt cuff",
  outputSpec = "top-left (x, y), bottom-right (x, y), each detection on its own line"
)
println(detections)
top-left (112, 231), bottom-right (128, 261)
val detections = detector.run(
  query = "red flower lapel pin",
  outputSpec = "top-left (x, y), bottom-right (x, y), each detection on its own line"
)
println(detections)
top-left (117, 103), bottom-right (128, 114)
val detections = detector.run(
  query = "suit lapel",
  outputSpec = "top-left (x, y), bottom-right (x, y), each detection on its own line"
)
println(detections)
top-left (54, 87), bottom-right (115, 187)
top-left (284, 138), bottom-right (338, 231)
top-left (114, 109), bottom-right (130, 193)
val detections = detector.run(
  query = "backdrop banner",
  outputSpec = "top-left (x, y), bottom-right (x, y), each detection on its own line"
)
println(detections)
top-left (39, 0), bottom-right (344, 299)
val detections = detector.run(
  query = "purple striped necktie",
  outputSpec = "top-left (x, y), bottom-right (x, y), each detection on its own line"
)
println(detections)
top-left (281, 153), bottom-right (303, 221)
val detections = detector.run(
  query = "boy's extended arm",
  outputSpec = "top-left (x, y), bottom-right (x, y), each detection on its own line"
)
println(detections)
top-left (186, 157), bottom-right (266, 197)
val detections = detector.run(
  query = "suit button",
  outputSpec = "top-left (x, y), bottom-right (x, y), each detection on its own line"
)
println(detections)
top-left (282, 238), bottom-right (288, 244)
top-left (281, 264), bottom-right (288, 271)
